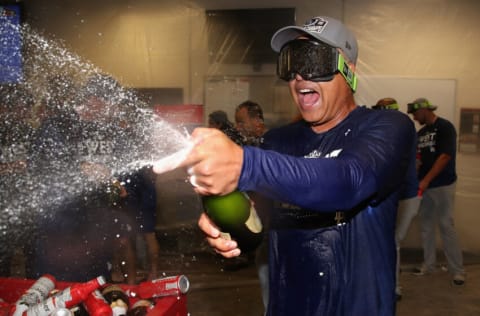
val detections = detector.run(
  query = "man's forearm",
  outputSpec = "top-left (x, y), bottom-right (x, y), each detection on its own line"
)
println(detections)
top-left (421, 153), bottom-right (451, 186)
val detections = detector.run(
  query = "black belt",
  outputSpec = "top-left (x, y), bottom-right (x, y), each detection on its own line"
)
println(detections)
top-left (271, 202), bottom-right (362, 230)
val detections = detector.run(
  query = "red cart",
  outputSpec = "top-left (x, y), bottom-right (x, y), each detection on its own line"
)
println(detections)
top-left (0, 277), bottom-right (188, 316)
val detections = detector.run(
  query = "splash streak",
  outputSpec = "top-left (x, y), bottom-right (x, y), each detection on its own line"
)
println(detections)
top-left (0, 17), bottom-right (193, 254)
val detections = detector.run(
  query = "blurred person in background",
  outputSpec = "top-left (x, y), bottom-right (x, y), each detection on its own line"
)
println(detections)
top-left (208, 110), bottom-right (245, 145)
top-left (372, 97), bottom-right (400, 110)
top-left (234, 100), bottom-right (270, 310)
top-left (408, 97), bottom-right (465, 286)
top-left (27, 73), bottom-right (135, 282)
top-left (0, 84), bottom-right (35, 177)
top-left (112, 165), bottom-right (160, 283)
top-left (372, 97), bottom-right (421, 300)
top-left (0, 84), bottom-right (36, 276)
top-left (234, 100), bottom-right (267, 146)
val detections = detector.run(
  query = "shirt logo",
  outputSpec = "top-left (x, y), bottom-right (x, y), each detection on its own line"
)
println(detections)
top-left (305, 148), bottom-right (343, 159)
top-left (418, 131), bottom-right (436, 153)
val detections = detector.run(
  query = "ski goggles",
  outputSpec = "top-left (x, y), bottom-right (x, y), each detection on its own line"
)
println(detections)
top-left (277, 39), bottom-right (357, 91)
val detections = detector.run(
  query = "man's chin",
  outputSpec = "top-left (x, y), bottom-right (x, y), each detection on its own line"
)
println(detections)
top-left (299, 111), bottom-right (317, 124)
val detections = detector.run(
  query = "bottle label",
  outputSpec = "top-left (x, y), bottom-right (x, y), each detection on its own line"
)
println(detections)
top-left (245, 205), bottom-right (262, 233)
top-left (219, 232), bottom-right (232, 240)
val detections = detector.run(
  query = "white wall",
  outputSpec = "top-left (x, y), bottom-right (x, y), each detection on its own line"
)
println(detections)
top-left (24, 0), bottom-right (480, 107)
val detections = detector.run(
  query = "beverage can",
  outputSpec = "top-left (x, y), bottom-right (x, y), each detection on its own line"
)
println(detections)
top-left (135, 275), bottom-right (190, 299)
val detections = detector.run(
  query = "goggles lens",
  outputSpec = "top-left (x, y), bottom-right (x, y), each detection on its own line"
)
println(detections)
top-left (277, 39), bottom-right (357, 91)
top-left (277, 39), bottom-right (337, 82)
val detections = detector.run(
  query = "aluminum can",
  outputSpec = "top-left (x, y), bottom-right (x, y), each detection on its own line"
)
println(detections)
top-left (135, 275), bottom-right (189, 299)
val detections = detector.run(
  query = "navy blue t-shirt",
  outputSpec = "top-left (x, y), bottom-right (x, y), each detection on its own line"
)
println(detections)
top-left (417, 116), bottom-right (457, 188)
top-left (238, 106), bottom-right (416, 316)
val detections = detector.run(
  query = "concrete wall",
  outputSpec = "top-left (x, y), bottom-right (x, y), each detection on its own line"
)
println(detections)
top-left (22, 0), bottom-right (480, 253)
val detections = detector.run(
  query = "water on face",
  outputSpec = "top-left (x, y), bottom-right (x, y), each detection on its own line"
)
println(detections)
top-left (0, 17), bottom-right (192, 274)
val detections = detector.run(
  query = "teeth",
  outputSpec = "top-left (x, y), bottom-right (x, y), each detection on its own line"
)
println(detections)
top-left (299, 89), bottom-right (313, 94)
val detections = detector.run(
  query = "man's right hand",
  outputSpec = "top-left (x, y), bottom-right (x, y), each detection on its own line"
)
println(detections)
top-left (153, 127), bottom-right (244, 196)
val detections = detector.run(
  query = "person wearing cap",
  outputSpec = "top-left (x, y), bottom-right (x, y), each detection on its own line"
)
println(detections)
top-left (155, 16), bottom-right (416, 315)
top-left (372, 97), bottom-right (400, 110)
top-left (407, 97), bottom-right (465, 285)
top-left (372, 97), bottom-right (421, 300)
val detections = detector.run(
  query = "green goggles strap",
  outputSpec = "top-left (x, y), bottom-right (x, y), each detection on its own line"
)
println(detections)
top-left (337, 54), bottom-right (357, 92)
top-left (386, 103), bottom-right (399, 110)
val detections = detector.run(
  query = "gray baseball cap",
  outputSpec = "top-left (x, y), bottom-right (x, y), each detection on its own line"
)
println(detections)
top-left (271, 16), bottom-right (358, 64)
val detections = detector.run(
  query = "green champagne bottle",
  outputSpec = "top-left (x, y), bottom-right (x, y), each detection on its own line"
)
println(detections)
top-left (202, 190), bottom-right (263, 253)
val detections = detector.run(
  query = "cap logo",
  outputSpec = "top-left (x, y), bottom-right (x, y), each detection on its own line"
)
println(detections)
top-left (303, 17), bottom-right (328, 34)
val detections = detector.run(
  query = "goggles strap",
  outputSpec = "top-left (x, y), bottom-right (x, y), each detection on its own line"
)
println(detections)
top-left (337, 54), bottom-right (357, 92)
